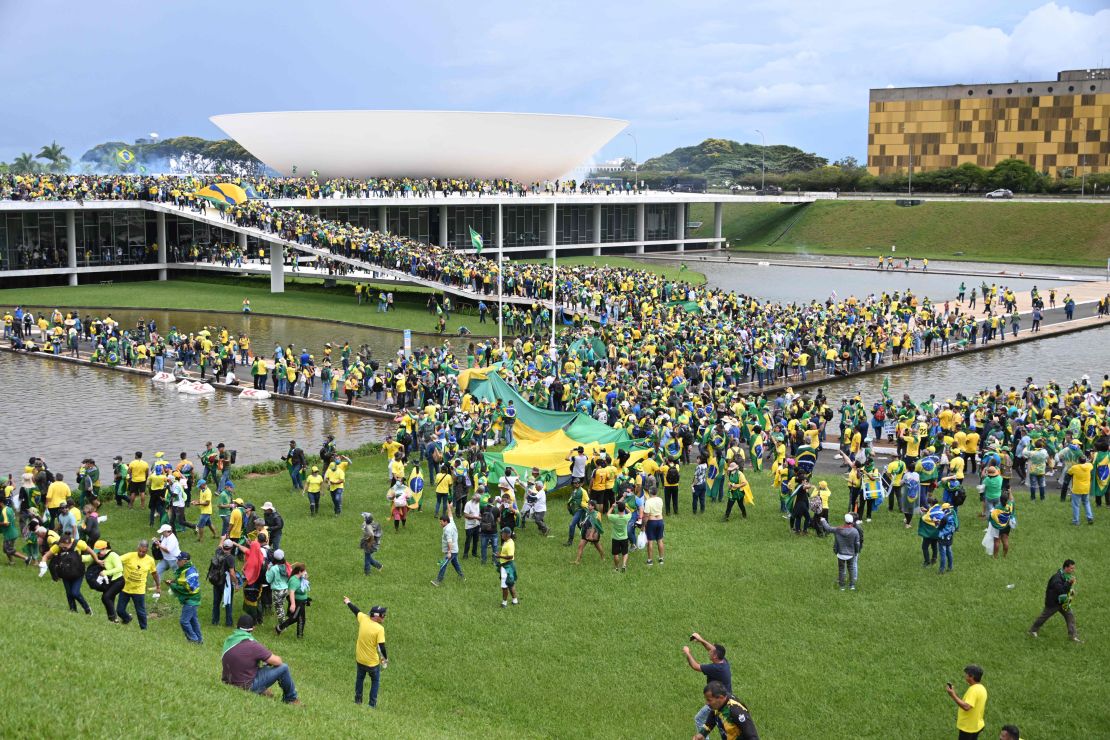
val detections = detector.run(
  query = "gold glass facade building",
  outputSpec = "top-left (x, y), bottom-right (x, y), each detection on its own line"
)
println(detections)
top-left (867, 69), bottom-right (1110, 177)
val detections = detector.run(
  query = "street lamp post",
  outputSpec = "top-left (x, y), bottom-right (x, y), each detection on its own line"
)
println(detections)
top-left (626, 132), bottom-right (638, 191)
top-left (755, 130), bottom-right (766, 190)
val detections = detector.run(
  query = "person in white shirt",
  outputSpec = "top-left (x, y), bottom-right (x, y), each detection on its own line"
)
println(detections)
top-left (431, 510), bottom-right (463, 586)
top-left (168, 472), bottom-right (190, 532)
top-left (525, 481), bottom-right (550, 536)
top-left (462, 493), bottom-right (481, 559)
top-left (154, 523), bottom-right (181, 586)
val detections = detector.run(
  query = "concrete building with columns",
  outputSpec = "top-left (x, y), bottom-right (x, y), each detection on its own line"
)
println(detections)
top-left (1, 190), bottom-right (837, 290)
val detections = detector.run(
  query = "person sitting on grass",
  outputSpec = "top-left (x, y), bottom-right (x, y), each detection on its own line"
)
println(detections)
top-left (221, 614), bottom-right (301, 705)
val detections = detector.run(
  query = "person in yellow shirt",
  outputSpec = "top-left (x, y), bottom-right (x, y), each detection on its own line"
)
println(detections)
top-left (946, 664), bottom-right (987, 738)
top-left (343, 597), bottom-right (388, 706)
top-left (192, 480), bottom-right (217, 541)
top-left (228, 498), bottom-right (245, 541)
top-left (494, 527), bottom-right (518, 607)
top-left (326, 455), bottom-right (351, 515)
top-left (127, 451), bottom-right (149, 508)
top-left (1068, 457), bottom-right (1095, 525)
top-left (45, 473), bottom-right (72, 523)
top-left (305, 466), bottom-right (325, 516)
top-left (118, 540), bottom-right (159, 628)
top-left (962, 430), bottom-right (980, 474)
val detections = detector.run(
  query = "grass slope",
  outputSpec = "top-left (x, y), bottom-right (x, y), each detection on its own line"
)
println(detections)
top-left (688, 202), bottom-right (805, 248)
top-left (3, 450), bottom-right (1106, 738)
top-left (722, 200), bottom-right (1110, 266)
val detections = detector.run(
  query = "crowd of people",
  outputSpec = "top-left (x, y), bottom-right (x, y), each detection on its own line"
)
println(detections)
top-left (0, 173), bottom-right (645, 204)
top-left (5, 363), bottom-right (1103, 735)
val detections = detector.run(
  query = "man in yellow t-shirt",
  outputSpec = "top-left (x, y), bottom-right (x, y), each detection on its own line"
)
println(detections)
top-left (118, 540), bottom-right (159, 629)
top-left (343, 598), bottom-right (387, 707)
top-left (193, 480), bottom-right (217, 541)
top-left (45, 474), bottom-right (72, 522)
top-left (127, 451), bottom-right (150, 508)
top-left (326, 456), bottom-right (351, 516)
top-left (946, 664), bottom-right (987, 738)
top-left (305, 466), bottom-right (324, 516)
top-left (1068, 458), bottom-right (1095, 524)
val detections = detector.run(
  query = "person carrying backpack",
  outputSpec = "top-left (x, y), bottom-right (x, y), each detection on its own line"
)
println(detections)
top-left (169, 551), bottom-right (203, 643)
top-left (361, 513), bottom-right (384, 574)
top-left (207, 539), bottom-right (239, 627)
top-left (479, 498), bottom-right (500, 564)
top-left (39, 532), bottom-right (92, 614)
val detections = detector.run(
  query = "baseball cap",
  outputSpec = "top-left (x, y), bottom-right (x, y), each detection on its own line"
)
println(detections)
top-left (176, 551), bottom-right (191, 561)
top-left (157, 524), bottom-right (172, 533)
top-left (262, 502), bottom-right (274, 511)
top-left (93, 539), bottom-right (108, 550)
top-left (844, 513), bottom-right (854, 523)
top-left (272, 549), bottom-right (285, 561)
top-left (233, 497), bottom-right (244, 505)
top-left (237, 614), bottom-right (255, 630)
top-left (369, 605), bottom-right (387, 617)
top-left (222, 539), bottom-right (235, 549)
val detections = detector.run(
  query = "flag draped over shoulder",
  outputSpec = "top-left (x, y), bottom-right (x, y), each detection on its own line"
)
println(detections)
top-left (469, 226), bottom-right (483, 254)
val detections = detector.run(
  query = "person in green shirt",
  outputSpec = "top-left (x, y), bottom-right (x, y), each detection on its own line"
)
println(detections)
top-left (606, 502), bottom-right (632, 572)
top-left (216, 484), bottom-right (233, 537)
top-left (1, 498), bottom-right (29, 564)
top-left (1026, 440), bottom-right (1050, 501)
top-left (276, 562), bottom-right (310, 638)
top-left (91, 539), bottom-right (124, 621)
top-left (168, 552), bottom-right (203, 643)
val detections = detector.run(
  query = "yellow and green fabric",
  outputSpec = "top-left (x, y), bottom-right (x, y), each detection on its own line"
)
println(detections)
top-left (195, 183), bottom-right (249, 209)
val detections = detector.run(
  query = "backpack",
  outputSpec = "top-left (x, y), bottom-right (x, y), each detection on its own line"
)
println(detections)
top-left (480, 507), bottom-right (497, 534)
top-left (665, 466), bottom-right (680, 485)
top-left (50, 548), bottom-right (86, 581)
top-left (206, 552), bottom-right (228, 586)
top-left (950, 486), bottom-right (967, 508)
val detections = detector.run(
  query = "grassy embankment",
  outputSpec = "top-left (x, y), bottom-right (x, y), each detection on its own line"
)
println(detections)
top-left (689, 200), bottom-right (1110, 267)
top-left (2, 448), bottom-right (1106, 738)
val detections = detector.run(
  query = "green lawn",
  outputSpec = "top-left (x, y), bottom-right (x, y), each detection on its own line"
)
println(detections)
top-left (0, 276), bottom-right (501, 337)
top-left (519, 255), bottom-right (707, 285)
top-left (694, 200), bottom-right (1110, 266)
top-left (4, 450), bottom-right (1106, 738)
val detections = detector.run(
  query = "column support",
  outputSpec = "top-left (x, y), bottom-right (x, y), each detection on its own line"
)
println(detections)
top-left (439, 204), bottom-right (449, 248)
top-left (634, 203), bottom-right (645, 255)
top-left (713, 202), bottom-right (723, 250)
top-left (270, 243), bottom-right (285, 293)
top-left (675, 202), bottom-right (685, 253)
top-left (156, 211), bottom-right (167, 280)
top-left (66, 209), bottom-right (77, 286)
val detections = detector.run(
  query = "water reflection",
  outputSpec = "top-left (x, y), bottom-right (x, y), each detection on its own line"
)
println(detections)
top-left (0, 352), bottom-right (390, 477)
top-left (812, 327), bottom-right (1109, 402)
top-left (700, 260), bottom-right (1071, 304)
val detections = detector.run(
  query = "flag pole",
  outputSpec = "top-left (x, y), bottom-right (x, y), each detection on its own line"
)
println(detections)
top-left (550, 248), bottom-right (557, 356)
top-left (497, 204), bottom-right (503, 352)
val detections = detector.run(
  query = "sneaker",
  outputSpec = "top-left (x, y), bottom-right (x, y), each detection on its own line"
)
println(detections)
top-left (1071, 636), bottom-right (1084, 643)
top-left (511, 598), bottom-right (518, 605)
top-left (866, 518), bottom-right (872, 523)
top-left (849, 585), bottom-right (857, 591)
top-left (1028, 631), bottom-right (1038, 638)
top-left (621, 566), bottom-right (627, 572)
top-left (658, 559), bottom-right (664, 565)
top-left (501, 601), bottom-right (507, 608)
top-left (430, 580), bottom-right (440, 587)
top-left (646, 559), bottom-right (653, 566)
top-left (839, 586), bottom-right (846, 591)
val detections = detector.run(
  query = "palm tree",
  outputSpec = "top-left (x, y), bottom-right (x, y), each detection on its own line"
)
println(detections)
top-left (37, 140), bottom-right (71, 173)
top-left (12, 153), bottom-right (40, 174)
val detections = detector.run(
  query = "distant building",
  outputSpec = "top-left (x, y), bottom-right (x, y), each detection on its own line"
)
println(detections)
top-left (867, 69), bottom-right (1110, 178)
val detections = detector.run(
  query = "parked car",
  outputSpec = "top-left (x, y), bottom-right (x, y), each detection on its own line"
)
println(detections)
top-left (755, 186), bottom-right (784, 196)
top-left (985, 188), bottom-right (1013, 199)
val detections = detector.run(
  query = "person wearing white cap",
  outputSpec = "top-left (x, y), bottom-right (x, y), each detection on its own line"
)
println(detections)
top-left (819, 513), bottom-right (863, 591)
top-left (154, 523), bottom-right (180, 588)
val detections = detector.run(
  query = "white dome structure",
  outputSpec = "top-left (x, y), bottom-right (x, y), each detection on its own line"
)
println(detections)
top-left (210, 110), bottom-right (628, 181)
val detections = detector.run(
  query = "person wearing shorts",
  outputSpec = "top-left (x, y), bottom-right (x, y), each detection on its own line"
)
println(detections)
top-left (495, 527), bottom-right (518, 608)
top-left (642, 489), bottom-right (665, 566)
top-left (607, 501), bottom-right (632, 572)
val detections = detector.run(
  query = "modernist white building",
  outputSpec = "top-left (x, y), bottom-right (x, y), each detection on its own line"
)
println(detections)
top-left (210, 110), bottom-right (629, 182)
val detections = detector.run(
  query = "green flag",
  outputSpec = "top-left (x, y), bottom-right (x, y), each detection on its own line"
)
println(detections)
top-left (679, 263), bottom-right (688, 272)
top-left (469, 226), bottom-right (483, 254)
top-left (881, 375), bottom-right (890, 399)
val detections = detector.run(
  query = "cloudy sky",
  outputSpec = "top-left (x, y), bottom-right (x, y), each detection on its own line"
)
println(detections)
top-left (1, 0), bottom-right (1107, 166)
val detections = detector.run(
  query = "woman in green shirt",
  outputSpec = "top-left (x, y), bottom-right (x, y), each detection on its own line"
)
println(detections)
top-left (92, 540), bottom-right (125, 622)
top-left (276, 562), bottom-right (310, 638)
